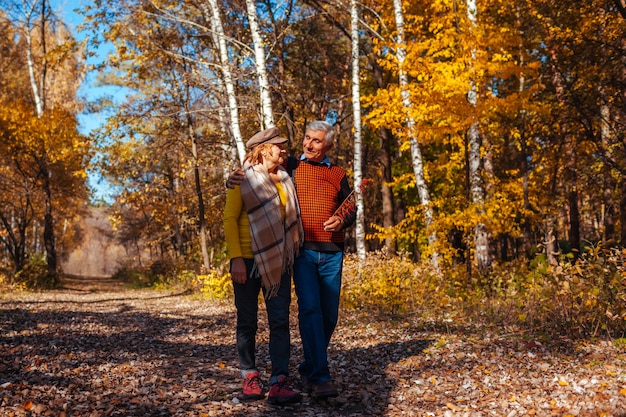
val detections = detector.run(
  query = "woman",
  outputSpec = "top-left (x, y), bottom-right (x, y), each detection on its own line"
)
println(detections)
top-left (223, 127), bottom-right (304, 405)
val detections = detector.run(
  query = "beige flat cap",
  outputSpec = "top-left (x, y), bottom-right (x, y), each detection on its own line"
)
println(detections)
top-left (246, 127), bottom-right (288, 149)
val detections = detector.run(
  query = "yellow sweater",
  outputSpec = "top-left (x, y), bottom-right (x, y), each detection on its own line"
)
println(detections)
top-left (223, 183), bottom-right (286, 259)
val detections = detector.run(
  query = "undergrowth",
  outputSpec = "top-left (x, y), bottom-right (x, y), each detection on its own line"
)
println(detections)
top-left (3, 247), bottom-right (624, 340)
top-left (341, 247), bottom-right (626, 339)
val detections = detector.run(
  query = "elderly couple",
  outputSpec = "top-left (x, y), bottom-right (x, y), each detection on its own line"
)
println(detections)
top-left (223, 120), bottom-right (356, 405)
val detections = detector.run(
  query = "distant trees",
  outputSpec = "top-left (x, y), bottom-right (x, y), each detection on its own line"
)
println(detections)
top-left (0, 2), bottom-right (89, 286)
top-left (2, 0), bottom-right (623, 287)
top-left (361, 0), bottom-right (625, 276)
top-left (80, 0), bottom-right (354, 274)
top-left (79, 0), bottom-right (625, 283)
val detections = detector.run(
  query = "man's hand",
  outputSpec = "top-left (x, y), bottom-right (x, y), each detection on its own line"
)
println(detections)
top-left (226, 168), bottom-right (245, 189)
top-left (323, 216), bottom-right (343, 232)
top-left (230, 257), bottom-right (247, 284)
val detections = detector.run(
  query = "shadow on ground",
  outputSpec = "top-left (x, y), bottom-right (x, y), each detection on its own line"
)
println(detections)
top-left (0, 276), bottom-right (434, 416)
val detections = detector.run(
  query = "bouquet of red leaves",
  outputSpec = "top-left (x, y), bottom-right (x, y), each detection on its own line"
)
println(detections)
top-left (333, 178), bottom-right (372, 220)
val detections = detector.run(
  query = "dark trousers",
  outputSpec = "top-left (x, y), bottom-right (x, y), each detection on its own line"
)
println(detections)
top-left (232, 258), bottom-right (292, 383)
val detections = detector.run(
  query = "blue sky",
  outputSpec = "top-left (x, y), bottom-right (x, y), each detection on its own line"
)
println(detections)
top-left (53, 0), bottom-right (103, 133)
top-left (53, 0), bottom-right (120, 202)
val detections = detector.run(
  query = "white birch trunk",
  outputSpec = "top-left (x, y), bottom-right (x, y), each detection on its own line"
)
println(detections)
top-left (22, 0), bottom-right (44, 116)
top-left (350, 0), bottom-right (366, 260)
top-left (393, 0), bottom-right (439, 271)
top-left (466, 0), bottom-right (490, 274)
top-left (199, 3), bottom-right (240, 171)
top-left (245, 0), bottom-right (274, 128)
top-left (207, 0), bottom-right (246, 163)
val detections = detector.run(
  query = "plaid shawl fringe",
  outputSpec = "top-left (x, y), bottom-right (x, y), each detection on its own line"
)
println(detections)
top-left (240, 162), bottom-right (303, 298)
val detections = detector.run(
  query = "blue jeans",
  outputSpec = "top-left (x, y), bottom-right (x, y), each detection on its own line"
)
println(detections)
top-left (232, 258), bottom-right (291, 384)
top-left (293, 249), bottom-right (343, 384)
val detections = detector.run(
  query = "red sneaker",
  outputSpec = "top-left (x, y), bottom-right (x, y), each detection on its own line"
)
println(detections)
top-left (267, 375), bottom-right (302, 405)
top-left (242, 371), bottom-right (264, 401)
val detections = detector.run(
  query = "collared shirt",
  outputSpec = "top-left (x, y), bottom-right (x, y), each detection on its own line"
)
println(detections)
top-left (299, 153), bottom-right (331, 168)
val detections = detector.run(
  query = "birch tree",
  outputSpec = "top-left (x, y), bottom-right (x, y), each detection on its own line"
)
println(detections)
top-left (206, 0), bottom-right (246, 163)
top-left (466, 0), bottom-right (490, 274)
top-left (392, 0), bottom-right (439, 272)
top-left (14, 0), bottom-right (60, 285)
top-left (245, 0), bottom-right (275, 128)
top-left (349, 0), bottom-right (366, 259)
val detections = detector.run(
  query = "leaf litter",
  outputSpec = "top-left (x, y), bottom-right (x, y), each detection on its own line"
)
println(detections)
top-left (1, 276), bottom-right (625, 416)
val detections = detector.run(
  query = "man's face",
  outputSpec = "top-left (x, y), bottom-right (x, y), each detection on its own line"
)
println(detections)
top-left (302, 129), bottom-right (330, 162)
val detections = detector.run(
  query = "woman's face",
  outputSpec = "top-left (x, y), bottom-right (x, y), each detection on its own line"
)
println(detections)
top-left (262, 143), bottom-right (286, 170)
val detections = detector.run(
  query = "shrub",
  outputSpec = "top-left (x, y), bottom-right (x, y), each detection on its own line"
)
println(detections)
top-left (0, 271), bottom-right (27, 293)
top-left (341, 251), bottom-right (448, 317)
top-left (112, 258), bottom-right (199, 289)
top-left (456, 246), bottom-right (626, 338)
top-left (111, 263), bottom-right (151, 287)
top-left (194, 270), bottom-right (232, 299)
top-left (340, 248), bottom-right (626, 338)
top-left (14, 254), bottom-right (50, 289)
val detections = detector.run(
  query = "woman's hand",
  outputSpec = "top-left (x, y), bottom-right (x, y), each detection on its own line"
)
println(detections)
top-left (230, 258), bottom-right (247, 284)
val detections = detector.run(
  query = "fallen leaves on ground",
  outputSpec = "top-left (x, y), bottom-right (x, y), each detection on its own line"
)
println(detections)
top-left (1, 277), bottom-right (625, 416)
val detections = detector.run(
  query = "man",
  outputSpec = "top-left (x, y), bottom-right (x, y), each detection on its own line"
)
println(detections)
top-left (227, 121), bottom-right (356, 399)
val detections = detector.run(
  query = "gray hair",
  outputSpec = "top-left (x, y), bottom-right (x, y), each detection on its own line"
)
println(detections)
top-left (306, 120), bottom-right (335, 147)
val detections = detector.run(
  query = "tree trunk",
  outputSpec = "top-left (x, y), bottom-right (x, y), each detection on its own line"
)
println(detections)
top-left (564, 137), bottom-right (580, 259)
top-left (545, 216), bottom-right (559, 266)
top-left (393, 0), bottom-right (439, 271)
top-left (24, 0), bottom-right (45, 118)
top-left (466, 0), bottom-right (490, 275)
top-left (42, 169), bottom-right (59, 286)
top-left (350, 0), bottom-right (366, 259)
top-left (379, 126), bottom-right (396, 254)
top-left (516, 28), bottom-right (533, 258)
top-left (0, 211), bottom-right (28, 272)
top-left (206, 0), bottom-right (246, 163)
top-left (24, 0), bottom-right (59, 285)
top-left (621, 177), bottom-right (626, 245)
top-left (245, 0), bottom-right (275, 128)
top-left (603, 181), bottom-right (616, 246)
top-left (190, 125), bottom-right (211, 272)
top-left (600, 92), bottom-right (616, 247)
top-left (550, 39), bottom-right (579, 260)
top-left (568, 186), bottom-right (580, 257)
top-left (368, 52), bottom-right (396, 254)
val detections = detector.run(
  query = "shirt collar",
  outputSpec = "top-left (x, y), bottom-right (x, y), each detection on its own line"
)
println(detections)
top-left (299, 153), bottom-right (331, 167)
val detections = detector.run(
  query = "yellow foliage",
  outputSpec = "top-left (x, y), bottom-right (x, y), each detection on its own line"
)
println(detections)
top-left (337, 244), bottom-right (626, 338)
top-left (0, 273), bottom-right (27, 293)
top-left (195, 271), bottom-right (232, 299)
top-left (341, 252), bottom-right (448, 316)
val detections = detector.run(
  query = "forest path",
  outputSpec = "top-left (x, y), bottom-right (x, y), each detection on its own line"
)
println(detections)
top-left (0, 276), bottom-right (625, 416)
top-left (59, 274), bottom-right (129, 292)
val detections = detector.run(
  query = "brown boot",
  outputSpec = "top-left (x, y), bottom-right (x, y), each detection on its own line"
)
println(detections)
top-left (311, 380), bottom-right (338, 399)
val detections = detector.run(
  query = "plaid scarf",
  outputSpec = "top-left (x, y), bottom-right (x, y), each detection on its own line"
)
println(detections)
top-left (240, 161), bottom-right (303, 298)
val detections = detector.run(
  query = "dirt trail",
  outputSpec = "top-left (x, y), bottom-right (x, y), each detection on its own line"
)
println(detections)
top-left (1, 276), bottom-right (625, 416)
top-left (59, 274), bottom-right (130, 292)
